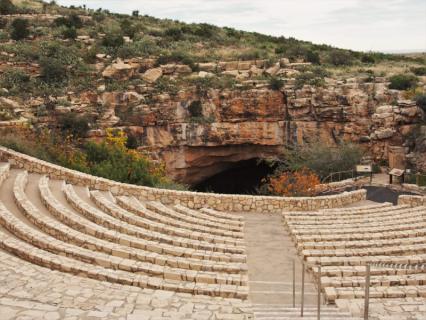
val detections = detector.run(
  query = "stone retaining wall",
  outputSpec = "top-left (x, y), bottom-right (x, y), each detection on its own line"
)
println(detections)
top-left (398, 195), bottom-right (426, 207)
top-left (0, 146), bottom-right (366, 213)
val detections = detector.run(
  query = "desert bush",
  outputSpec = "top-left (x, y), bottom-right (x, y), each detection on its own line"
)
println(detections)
top-left (188, 100), bottom-right (203, 117)
top-left (415, 94), bottom-right (426, 114)
top-left (54, 14), bottom-right (83, 29)
top-left (361, 54), bottom-right (376, 64)
top-left (61, 27), bottom-right (77, 40)
top-left (305, 50), bottom-right (320, 64)
top-left (268, 76), bottom-right (284, 90)
top-left (39, 57), bottom-right (68, 84)
top-left (58, 113), bottom-right (91, 138)
top-left (10, 18), bottom-right (30, 40)
top-left (0, 68), bottom-right (31, 94)
top-left (165, 27), bottom-right (183, 41)
top-left (102, 31), bottom-right (124, 48)
top-left (120, 19), bottom-right (136, 38)
top-left (295, 67), bottom-right (329, 89)
top-left (410, 66), bottom-right (426, 76)
top-left (0, 0), bottom-right (15, 15)
top-left (388, 74), bottom-right (418, 90)
top-left (266, 167), bottom-right (320, 197)
top-left (327, 49), bottom-right (354, 66)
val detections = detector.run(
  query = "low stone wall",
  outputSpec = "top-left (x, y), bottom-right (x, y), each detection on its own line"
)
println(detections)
top-left (398, 195), bottom-right (426, 207)
top-left (0, 146), bottom-right (366, 213)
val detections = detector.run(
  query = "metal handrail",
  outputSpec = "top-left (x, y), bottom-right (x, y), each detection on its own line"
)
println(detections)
top-left (321, 169), bottom-right (355, 184)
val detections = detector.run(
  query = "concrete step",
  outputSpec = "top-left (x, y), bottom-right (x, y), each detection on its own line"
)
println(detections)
top-left (252, 304), bottom-right (362, 319)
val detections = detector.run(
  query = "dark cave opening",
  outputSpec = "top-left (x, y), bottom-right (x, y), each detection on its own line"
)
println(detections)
top-left (192, 159), bottom-right (276, 194)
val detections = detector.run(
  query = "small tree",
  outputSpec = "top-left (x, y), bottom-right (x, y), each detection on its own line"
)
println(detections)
top-left (58, 113), bottom-right (90, 139)
top-left (10, 18), bottom-right (30, 40)
top-left (0, 0), bottom-right (16, 15)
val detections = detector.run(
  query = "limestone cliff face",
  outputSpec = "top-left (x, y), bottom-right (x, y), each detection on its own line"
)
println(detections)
top-left (1, 65), bottom-right (424, 184)
top-left (88, 79), bottom-right (423, 184)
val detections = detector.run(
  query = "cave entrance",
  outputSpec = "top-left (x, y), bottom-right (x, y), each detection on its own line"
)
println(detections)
top-left (192, 159), bottom-right (275, 194)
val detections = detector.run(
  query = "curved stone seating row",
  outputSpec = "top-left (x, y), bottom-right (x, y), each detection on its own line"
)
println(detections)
top-left (321, 273), bottom-right (426, 289)
top-left (289, 218), bottom-right (425, 236)
top-left (117, 196), bottom-right (243, 237)
top-left (302, 243), bottom-right (426, 258)
top-left (294, 227), bottom-right (426, 243)
top-left (0, 228), bottom-right (247, 298)
top-left (1, 197), bottom-right (246, 287)
top-left (90, 190), bottom-right (243, 247)
top-left (200, 207), bottom-right (244, 222)
top-left (174, 203), bottom-right (243, 228)
top-left (286, 207), bottom-right (425, 226)
top-left (38, 176), bottom-right (246, 273)
top-left (64, 184), bottom-right (245, 257)
top-left (146, 201), bottom-right (244, 235)
top-left (0, 169), bottom-right (249, 298)
top-left (299, 235), bottom-right (426, 250)
top-left (312, 265), bottom-right (426, 278)
top-left (306, 254), bottom-right (426, 267)
top-left (282, 202), bottom-right (426, 305)
top-left (324, 285), bottom-right (426, 303)
top-left (284, 204), bottom-right (407, 220)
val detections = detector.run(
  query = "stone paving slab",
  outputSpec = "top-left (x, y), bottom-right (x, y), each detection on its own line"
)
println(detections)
top-left (0, 250), bottom-right (253, 319)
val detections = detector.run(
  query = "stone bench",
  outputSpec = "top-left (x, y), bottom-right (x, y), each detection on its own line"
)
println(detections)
top-left (324, 285), bottom-right (426, 304)
top-left (39, 176), bottom-right (247, 274)
top-left (118, 196), bottom-right (243, 238)
top-left (285, 207), bottom-right (425, 226)
top-left (64, 183), bottom-right (246, 263)
top-left (294, 227), bottom-right (426, 243)
top-left (0, 228), bottom-right (248, 299)
top-left (90, 190), bottom-right (244, 249)
top-left (173, 204), bottom-right (244, 226)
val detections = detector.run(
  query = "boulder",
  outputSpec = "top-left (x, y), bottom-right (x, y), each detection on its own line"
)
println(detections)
top-left (142, 68), bottom-right (163, 83)
top-left (374, 128), bottom-right (395, 140)
top-left (102, 60), bottom-right (135, 80)
top-left (198, 71), bottom-right (215, 78)
top-left (175, 64), bottom-right (192, 74)
top-left (266, 63), bottom-right (280, 76)
top-left (198, 62), bottom-right (217, 72)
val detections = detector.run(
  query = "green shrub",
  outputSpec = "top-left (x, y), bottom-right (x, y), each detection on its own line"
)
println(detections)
top-left (54, 14), bottom-right (83, 29)
top-left (415, 94), bottom-right (426, 113)
top-left (388, 74), bottom-right (418, 90)
top-left (61, 27), bottom-right (77, 40)
top-left (39, 57), bottom-right (68, 84)
top-left (269, 77), bottom-right (284, 90)
top-left (102, 31), bottom-right (124, 48)
top-left (305, 50), bottom-right (320, 64)
top-left (58, 113), bottom-right (90, 138)
top-left (120, 19), bottom-right (136, 38)
top-left (327, 50), bottom-right (354, 66)
top-left (164, 27), bottom-right (183, 41)
top-left (361, 54), bottom-right (376, 64)
top-left (10, 18), bottom-right (30, 40)
top-left (188, 100), bottom-right (203, 117)
top-left (411, 66), bottom-right (426, 76)
top-left (0, 68), bottom-right (31, 93)
top-left (294, 67), bottom-right (329, 89)
top-left (0, 0), bottom-right (15, 15)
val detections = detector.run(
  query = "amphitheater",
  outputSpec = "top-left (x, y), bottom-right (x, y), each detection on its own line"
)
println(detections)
top-left (0, 146), bottom-right (425, 320)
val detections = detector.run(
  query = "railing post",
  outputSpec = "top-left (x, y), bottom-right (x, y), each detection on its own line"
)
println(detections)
top-left (317, 265), bottom-right (321, 320)
top-left (301, 262), bottom-right (305, 317)
top-left (364, 264), bottom-right (370, 320)
top-left (293, 259), bottom-right (296, 308)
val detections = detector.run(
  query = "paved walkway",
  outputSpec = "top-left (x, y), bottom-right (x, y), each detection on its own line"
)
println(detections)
top-left (243, 213), bottom-right (318, 305)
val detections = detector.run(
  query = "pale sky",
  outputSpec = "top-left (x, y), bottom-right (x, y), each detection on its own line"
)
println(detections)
top-left (57, 0), bottom-right (426, 52)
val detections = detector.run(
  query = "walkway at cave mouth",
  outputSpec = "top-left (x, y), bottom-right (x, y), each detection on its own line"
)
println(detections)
top-left (192, 159), bottom-right (276, 194)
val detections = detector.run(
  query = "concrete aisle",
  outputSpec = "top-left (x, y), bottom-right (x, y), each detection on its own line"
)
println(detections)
top-left (243, 213), bottom-right (318, 305)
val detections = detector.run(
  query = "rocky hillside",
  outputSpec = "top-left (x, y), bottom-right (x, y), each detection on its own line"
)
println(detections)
top-left (0, 0), bottom-right (425, 184)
